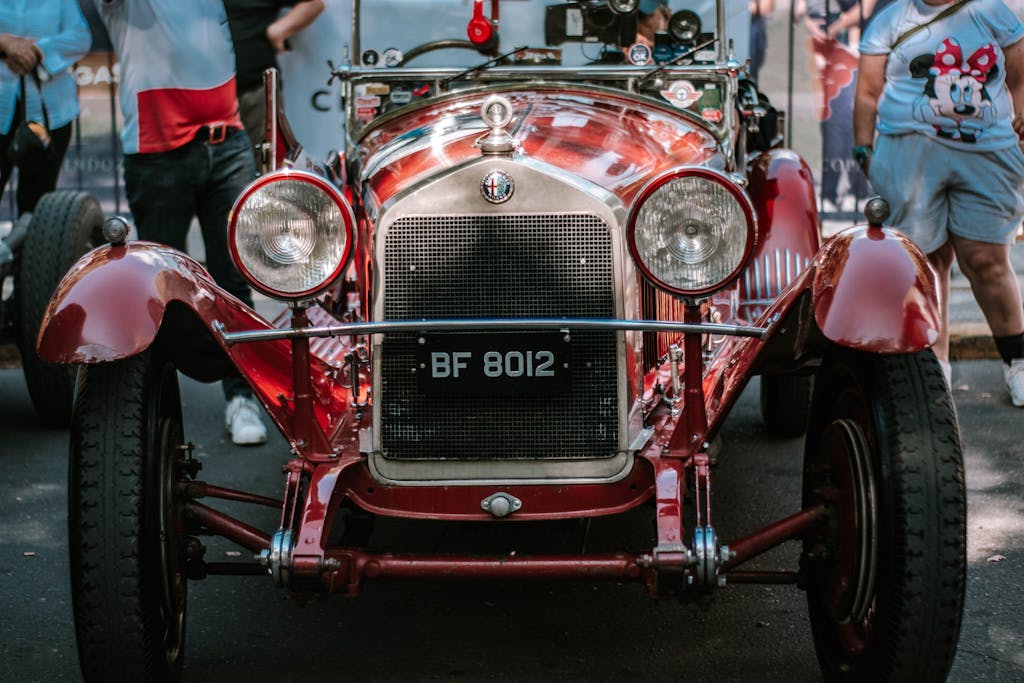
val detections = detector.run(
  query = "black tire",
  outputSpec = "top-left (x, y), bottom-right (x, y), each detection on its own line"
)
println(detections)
top-left (16, 190), bottom-right (104, 426)
top-left (760, 373), bottom-right (813, 437)
top-left (801, 349), bottom-right (965, 681)
top-left (70, 352), bottom-right (188, 682)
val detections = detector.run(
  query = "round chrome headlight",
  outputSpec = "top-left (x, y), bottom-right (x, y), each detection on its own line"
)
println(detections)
top-left (628, 168), bottom-right (756, 298)
top-left (229, 170), bottom-right (354, 300)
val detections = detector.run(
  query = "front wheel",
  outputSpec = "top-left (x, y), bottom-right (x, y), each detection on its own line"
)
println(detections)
top-left (802, 349), bottom-right (965, 681)
top-left (69, 352), bottom-right (189, 682)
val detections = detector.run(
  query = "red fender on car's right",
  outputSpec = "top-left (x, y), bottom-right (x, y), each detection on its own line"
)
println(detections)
top-left (812, 224), bottom-right (941, 353)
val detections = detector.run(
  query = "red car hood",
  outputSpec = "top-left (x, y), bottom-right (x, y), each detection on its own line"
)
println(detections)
top-left (356, 86), bottom-right (721, 208)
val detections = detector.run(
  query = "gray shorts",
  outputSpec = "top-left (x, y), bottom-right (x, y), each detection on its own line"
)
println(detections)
top-left (868, 133), bottom-right (1024, 254)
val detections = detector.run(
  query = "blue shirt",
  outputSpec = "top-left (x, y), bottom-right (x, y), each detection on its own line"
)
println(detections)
top-left (0, 0), bottom-right (91, 134)
top-left (860, 0), bottom-right (1024, 151)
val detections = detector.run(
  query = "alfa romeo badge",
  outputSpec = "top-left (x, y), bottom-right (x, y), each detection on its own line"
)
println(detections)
top-left (480, 170), bottom-right (514, 204)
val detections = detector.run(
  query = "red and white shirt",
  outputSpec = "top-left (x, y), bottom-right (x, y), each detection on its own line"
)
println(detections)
top-left (95, 0), bottom-right (243, 154)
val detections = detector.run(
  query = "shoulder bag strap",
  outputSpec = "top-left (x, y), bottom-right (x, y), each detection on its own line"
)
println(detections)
top-left (18, 71), bottom-right (51, 130)
top-left (891, 0), bottom-right (972, 51)
top-left (16, 75), bottom-right (27, 125)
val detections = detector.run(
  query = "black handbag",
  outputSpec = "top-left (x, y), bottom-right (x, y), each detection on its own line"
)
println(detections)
top-left (7, 73), bottom-right (55, 171)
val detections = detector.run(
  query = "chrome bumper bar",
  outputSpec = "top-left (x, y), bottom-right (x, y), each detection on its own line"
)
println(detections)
top-left (214, 317), bottom-right (769, 346)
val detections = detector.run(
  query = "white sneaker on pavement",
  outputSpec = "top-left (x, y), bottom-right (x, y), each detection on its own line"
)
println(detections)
top-left (1005, 359), bottom-right (1024, 407)
top-left (938, 359), bottom-right (952, 390)
top-left (225, 395), bottom-right (268, 445)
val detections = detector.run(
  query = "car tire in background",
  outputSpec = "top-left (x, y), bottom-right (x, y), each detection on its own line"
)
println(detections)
top-left (15, 190), bottom-right (103, 426)
top-left (69, 351), bottom-right (189, 682)
top-left (759, 373), bottom-right (813, 437)
top-left (801, 349), bottom-right (965, 681)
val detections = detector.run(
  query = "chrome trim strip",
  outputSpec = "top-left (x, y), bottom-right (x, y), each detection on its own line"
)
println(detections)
top-left (752, 256), bottom-right (762, 299)
top-left (215, 317), bottom-right (769, 345)
top-left (774, 250), bottom-right (782, 298)
top-left (367, 452), bottom-right (635, 488)
top-left (743, 247), bottom-right (815, 305)
top-left (629, 425), bottom-right (655, 451)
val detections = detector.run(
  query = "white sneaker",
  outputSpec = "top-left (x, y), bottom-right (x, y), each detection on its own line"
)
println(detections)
top-left (225, 395), bottom-right (268, 445)
top-left (1005, 359), bottom-right (1024, 407)
top-left (938, 359), bottom-right (952, 390)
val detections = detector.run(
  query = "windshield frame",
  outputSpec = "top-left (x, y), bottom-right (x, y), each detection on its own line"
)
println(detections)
top-left (348, 0), bottom-right (730, 69)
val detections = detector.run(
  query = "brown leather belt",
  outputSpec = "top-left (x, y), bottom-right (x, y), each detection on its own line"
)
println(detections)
top-left (197, 123), bottom-right (229, 145)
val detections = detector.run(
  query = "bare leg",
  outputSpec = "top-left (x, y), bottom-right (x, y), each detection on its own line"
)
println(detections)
top-left (950, 234), bottom-right (1024, 339)
top-left (927, 241), bottom-right (956, 363)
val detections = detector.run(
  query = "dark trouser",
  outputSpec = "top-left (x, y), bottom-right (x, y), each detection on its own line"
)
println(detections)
top-left (237, 80), bottom-right (283, 170)
top-left (749, 14), bottom-right (767, 84)
top-left (0, 102), bottom-right (73, 215)
top-left (123, 127), bottom-right (256, 400)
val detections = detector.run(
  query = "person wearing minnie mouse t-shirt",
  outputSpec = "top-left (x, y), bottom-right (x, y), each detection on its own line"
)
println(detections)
top-left (853, 0), bottom-right (1024, 406)
top-left (94, 0), bottom-right (269, 444)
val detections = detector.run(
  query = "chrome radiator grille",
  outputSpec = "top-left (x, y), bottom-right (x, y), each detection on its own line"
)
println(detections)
top-left (380, 214), bottom-right (618, 460)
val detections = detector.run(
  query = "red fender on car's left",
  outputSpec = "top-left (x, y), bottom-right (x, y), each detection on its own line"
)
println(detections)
top-left (811, 224), bottom-right (941, 353)
top-left (36, 241), bottom-right (346, 454)
top-left (37, 241), bottom-right (263, 364)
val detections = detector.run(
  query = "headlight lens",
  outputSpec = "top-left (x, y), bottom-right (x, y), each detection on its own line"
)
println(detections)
top-left (229, 170), bottom-right (354, 300)
top-left (628, 168), bottom-right (755, 297)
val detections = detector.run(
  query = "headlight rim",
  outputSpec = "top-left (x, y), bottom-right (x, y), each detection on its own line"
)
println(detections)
top-left (627, 166), bottom-right (756, 299)
top-left (228, 168), bottom-right (355, 302)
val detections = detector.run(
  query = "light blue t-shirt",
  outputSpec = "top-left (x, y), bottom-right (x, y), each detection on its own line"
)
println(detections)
top-left (0, 0), bottom-right (91, 135)
top-left (860, 0), bottom-right (1024, 150)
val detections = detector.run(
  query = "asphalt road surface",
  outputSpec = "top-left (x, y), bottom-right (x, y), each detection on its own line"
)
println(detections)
top-left (1, 360), bottom-right (1021, 682)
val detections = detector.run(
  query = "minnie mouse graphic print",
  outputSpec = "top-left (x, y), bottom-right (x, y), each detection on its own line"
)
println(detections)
top-left (861, 0), bottom-right (1024, 151)
top-left (911, 38), bottom-right (998, 142)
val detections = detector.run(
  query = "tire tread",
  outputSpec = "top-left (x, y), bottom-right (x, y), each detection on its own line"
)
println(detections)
top-left (70, 353), bottom-right (178, 681)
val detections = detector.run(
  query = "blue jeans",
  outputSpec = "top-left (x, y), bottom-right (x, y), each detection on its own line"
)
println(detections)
top-left (748, 15), bottom-right (767, 84)
top-left (123, 127), bottom-right (256, 400)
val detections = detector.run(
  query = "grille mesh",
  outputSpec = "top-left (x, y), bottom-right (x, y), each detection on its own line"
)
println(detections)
top-left (380, 214), bottom-right (619, 460)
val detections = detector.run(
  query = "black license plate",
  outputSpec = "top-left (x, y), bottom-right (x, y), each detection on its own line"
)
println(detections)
top-left (414, 332), bottom-right (571, 396)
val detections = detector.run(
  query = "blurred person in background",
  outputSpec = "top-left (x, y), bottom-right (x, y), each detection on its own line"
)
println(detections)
top-left (749, 0), bottom-right (775, 83)
top-left (795, 0), bottom-right (872, 212)
top-left (225, 0), bottom-right (324, 166)
top-left (0, 0), bottom-right (90, 215)
top-left (636, 0), bottom-right (672, 47)
top-left (853, 0), bottom-right (1024, 404)
top-left (94, 0), bottom-right (270, 443)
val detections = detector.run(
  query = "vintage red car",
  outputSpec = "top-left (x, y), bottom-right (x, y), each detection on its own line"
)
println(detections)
top-left (39, 1), bottom-right (965, 680)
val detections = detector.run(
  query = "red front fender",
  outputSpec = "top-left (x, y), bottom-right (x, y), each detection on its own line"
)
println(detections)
top-left (812, 225), bottom-right (940, 353)
top-left (37, 241), bottom-right (347, 456)
top-left (37, 241), bottom-right (263, 363)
